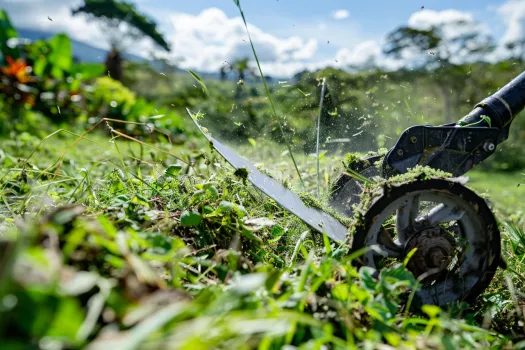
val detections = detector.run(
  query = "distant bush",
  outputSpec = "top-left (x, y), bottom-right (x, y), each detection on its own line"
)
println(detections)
top-left (83, 76), bottom-right (185, 139)
top-left (86, 76), bottom-right (137, 120)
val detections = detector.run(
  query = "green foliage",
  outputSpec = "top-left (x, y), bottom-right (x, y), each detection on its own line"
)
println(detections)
top-left (84, 76), bottom-right (185, 135)
top-left (47, 34), bottom-right (73, 78)
top-left (0, 10), bottom-right (183, 135)
top-left (26, 34), bottom-right (73, 79)
top-left (504, 222), bottom-right (525, 259)
top-left (70, 62), bottom-right (105, 80)
top-left (0, 22), bottom-right (87, 125)
top-left (88, 76), bottom-right (137, 117)
top-left (180, 210), bottom-right (202, 227)
top-left (0, 9), bottom-right (19, 63)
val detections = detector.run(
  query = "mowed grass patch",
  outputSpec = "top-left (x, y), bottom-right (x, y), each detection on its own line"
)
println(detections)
top-left (467, 169), bottom-right (525, 215)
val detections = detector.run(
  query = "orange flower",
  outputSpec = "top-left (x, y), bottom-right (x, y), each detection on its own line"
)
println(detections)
top-left (1, 57), bottom-right (34, 84)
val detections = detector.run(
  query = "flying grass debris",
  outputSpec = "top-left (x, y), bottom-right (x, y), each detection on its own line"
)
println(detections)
top-left (188, 70), bottom-right (208, 95)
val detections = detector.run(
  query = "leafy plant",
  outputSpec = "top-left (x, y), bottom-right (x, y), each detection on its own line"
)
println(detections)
top-left (504, 221), bottom-right (525, 260)
top-left (0, 9), bottom-right (19, 63)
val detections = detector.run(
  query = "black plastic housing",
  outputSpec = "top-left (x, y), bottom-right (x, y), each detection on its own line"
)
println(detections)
top-left (385, 70), bottom-right (525, 177)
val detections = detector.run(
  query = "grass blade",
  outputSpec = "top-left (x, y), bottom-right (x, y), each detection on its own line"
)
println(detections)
top-left (316, 78), bottom-right (327, 198)
top-left (188, 69), bottom-right (208, 95)
top-left (233, 0), bottom-right (304, 186)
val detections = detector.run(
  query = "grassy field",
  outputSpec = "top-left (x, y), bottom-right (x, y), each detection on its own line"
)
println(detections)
top-left (1, 127), bottom-right (525, 349)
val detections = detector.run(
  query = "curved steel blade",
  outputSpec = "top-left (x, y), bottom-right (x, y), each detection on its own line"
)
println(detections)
top-left (189, 112), bottom-right (348, 242)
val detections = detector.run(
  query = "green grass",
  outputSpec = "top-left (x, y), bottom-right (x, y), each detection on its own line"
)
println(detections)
top-left (0, 127), bottom-right (524, 348)
top-left (468, 169), bottom-right (525, 215)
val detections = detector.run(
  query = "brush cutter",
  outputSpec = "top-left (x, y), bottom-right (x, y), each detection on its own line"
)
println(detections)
top-left (191, 70), bottom-right (525, 306)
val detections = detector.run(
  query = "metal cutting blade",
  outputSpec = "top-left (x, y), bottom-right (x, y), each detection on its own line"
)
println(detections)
top-left (189, 113), bottom-right (348, 242)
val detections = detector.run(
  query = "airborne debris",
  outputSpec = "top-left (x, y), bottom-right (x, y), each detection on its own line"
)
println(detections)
top-left (297, 88), bottom-right (311, 97)
top-left (234, 167), bottom-right (250, 184)
top-left (188, 69), bottom-right (208, 94)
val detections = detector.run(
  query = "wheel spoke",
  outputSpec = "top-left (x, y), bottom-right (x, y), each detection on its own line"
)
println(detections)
top-left (396, 195), bottom-right (420, 243)
top-left (422, 203), bottom-right (465, 226)
top-left (377, 227), bottom-right (403, 258)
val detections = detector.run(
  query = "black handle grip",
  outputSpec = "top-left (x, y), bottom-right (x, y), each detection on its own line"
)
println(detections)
top-left (459, 70), bottom-right (525, 130)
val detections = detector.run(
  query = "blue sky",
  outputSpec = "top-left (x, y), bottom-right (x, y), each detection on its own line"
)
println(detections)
top-left (2, 0), bottom-right (524, 77)
top-left (148, 0), bottom-right (505, 37)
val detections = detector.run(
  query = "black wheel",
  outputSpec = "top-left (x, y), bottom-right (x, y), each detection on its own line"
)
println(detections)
top-left (351, 178), bottom-right (501, 306)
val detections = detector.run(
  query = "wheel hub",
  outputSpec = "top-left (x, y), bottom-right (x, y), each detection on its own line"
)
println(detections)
top-left (404, 227), bottom-right (456, 280)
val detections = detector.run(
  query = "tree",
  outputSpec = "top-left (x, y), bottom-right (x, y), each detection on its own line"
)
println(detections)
top-left (383, 19), bottom-right (494, 122)
top-left (506, 39), bottom-right (525, 61)
top-left (383, 27), bottom-right (441, 67)
top-left (384, 19), bottom-right (494, 67)
top-left (72, 0), bottom-right (170, 82)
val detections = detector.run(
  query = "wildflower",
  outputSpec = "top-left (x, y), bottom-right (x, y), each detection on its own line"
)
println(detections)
top-left (1, 57), bottom-right (34, 84)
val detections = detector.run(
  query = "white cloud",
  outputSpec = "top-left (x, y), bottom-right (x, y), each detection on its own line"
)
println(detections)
top-left (408, 9), bottom-right (474, 30)
top-left (5, 0), bottom-right (101, 44)
top-left (168, 8), bottom-right (319, 76)
top-left (335, 40), bottom-right (381, 67)
top-left (333, 9), bottom-right (350, 20)
top-left (293, 39), bottom-right (318, 60)
top-left (497, 0), bottom-right (525, 45)
top-left (259, 61), bottom-right (316, 78)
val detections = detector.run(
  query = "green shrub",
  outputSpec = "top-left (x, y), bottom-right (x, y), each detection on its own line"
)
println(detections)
top-left (83, 76), bottom-right (186, 139)
top-left (86, 76), bottom-right (137, 119)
